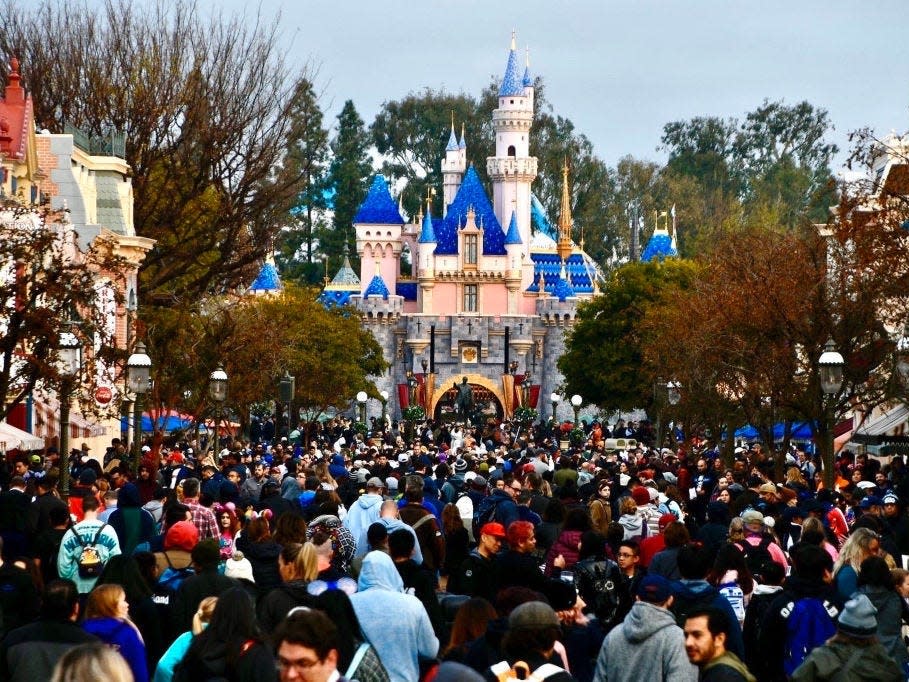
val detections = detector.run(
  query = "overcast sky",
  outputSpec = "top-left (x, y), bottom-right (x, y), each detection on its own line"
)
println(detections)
top-left (189, 1), bottom-right (908, 169)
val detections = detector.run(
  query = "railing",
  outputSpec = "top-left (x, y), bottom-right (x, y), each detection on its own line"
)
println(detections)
top-left (63, 123), bottom-right (126, 159)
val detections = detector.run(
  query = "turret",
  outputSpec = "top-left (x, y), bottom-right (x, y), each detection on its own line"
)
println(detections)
top-left (487, 31), bottom-right (537, 259)
top-left (417, 195), bottom-right (437, 313)
top-left (352, 175), bottom-right (405, 293)
top-left (504, 209), bottom-right (523, 314)
top-left (441, 115), bottom-right (467, 215)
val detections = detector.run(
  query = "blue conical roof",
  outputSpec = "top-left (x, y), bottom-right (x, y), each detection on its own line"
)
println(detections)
top-left (418, 210), bottom-right (437, 243)
top-left (458, 127), bottom-right (466, 149)
top-left (446, 125), bottom-right (459, 152)
top-left (436, 165), bottom-right (505, 256)
top-left (504, 210), bottom-right (522, 245)
top-left (641, 228), bottom-right (678, 263)
top-left (551, 275), bottom-right (575, 302)
top-left (499, 45), bottom-right (523, 97)
top-left (249, 260), bottom-right (281, 293)
top-left (364, 273), bottom-right (390, 299)
top-left (353, 175), bottom-right (404, 225)
top-left (522, 65), bottom-right (532, 88)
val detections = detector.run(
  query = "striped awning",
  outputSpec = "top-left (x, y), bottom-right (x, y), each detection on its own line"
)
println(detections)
top-left (33, 398), bottom-right (107, 442)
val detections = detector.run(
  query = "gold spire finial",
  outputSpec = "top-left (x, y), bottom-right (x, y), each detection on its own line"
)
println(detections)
top-left (557, 158), bottom-right (573, 263)
top-left (450, 110), bottom-right (455, 131)
top-left (525, 46), bottom-right (530, 67)
top-left (511, 29), bottom-right (516, 51)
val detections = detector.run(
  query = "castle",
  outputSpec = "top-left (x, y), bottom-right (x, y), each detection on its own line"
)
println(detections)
top-left (313, 34), bottom-right (620, 424)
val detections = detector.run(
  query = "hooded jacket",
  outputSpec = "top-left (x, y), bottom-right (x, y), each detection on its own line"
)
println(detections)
top-left (702, 651), bottom-right (757, 682)
top-left (350, 551), bottom-right (438, 682)
top-left (109, 483), bottom-right (156, 555)
top-left (82, 617), bottom-right (148, 682)
top-left (344, 492), bottom-right (384, 546)
top-left (789, 638), bottom-right (903, 682)
top-left (672, 579), bottom-right (745, 659)
top-left (256, 579), bottom-right (317, 636)
top-left (593, 600), bottom-right (697, 682)
top-left (618, 513), bottom-right (646, 540)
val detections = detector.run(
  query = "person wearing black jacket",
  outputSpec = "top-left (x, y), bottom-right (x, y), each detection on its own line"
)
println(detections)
top-left (758, 543), bottom-right (844, 682)
top-left (0, 579), bottom-right (98, 682)
top-left (172, 539), bottom-right (239, 635)
top-left (256, 542), bottom-right (319, 636)
top-left (389, 528), bottom-right (446, 639)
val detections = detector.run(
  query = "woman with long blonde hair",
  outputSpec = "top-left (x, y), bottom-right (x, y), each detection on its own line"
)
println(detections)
top-left (833, 527), bottom-right (881, 601)
top-left (256, 542), bottom-right (319, 635)
top-left (52, 643), bottom-right (133, 682)
top-left (82, 584), bottom-right (147, 682)
top-left (153, 596), bottom-right (218, 682)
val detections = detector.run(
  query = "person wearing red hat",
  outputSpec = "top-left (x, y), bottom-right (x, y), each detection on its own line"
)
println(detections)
top-left (639, 513), bottom-right (682, 569)
top-left (447, 522), bottom-right (504, 603)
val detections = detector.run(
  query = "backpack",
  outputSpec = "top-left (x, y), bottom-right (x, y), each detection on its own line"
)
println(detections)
top-left (734, 537), bottom-right (775, 579)
top-left (490, 660), bottom-right (565, 682)
top-left (575, 559), bottom-right (621, 628)
top-left (158, 551), bottom-right (195, 592)
top-left (73, 523), bottom-right (110, 578)
top-left (472, 496), bottom-right (500, 539)
top-left (781, 596), bottom-right (839, 677)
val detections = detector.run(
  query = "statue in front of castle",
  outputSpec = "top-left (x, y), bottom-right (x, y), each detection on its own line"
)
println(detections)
top-left (453, 377), bottom-right (474, 422)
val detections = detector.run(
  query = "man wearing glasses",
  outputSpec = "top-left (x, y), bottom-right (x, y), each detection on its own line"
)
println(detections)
top-left (274, 608), bottom-right (346, 682)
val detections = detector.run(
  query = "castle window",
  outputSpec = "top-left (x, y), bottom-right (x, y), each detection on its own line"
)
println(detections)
top-left (464, 234), bottom-right (478, 265)
top-left (510, 99), bottom-right (514, 104)
top-left (464, 284), bottom-right (478, 313)
top-left (507, 145), bottom-right (516, 157)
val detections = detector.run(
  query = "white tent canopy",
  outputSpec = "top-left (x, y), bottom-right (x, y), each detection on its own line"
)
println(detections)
top-left (0, 420), bottom-right (44, 451)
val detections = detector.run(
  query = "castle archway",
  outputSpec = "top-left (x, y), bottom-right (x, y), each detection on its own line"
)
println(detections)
top-left (430, 373), bottom-right (504, 424)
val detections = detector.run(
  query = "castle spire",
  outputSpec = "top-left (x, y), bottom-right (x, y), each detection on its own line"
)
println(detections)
top-left (446, 111), bottom-right (458, 151)
top-left (556, 160), bottom-right (573, 263)
top-left (459, 122), bottom-right (466, 149)
top-left (499, 31), bottom-right (523, 96)
top-left (522, 46), bottom-right (532, 88)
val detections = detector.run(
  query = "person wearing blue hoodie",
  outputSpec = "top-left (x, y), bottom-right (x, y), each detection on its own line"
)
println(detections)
top-left (349, 551), bottom-right (438, 682)
top-left (344, 477), bottom-right (386, 550)
top-left (82, 583), bottom-right (148, 682)
top-left (670, 544), bottom-right (746, 660)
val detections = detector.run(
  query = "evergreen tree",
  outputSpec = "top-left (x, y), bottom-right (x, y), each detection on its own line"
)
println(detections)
top-left (276, 79), bottom-right (329, 285)
top-left (322, 100), bottom-right (372, 273)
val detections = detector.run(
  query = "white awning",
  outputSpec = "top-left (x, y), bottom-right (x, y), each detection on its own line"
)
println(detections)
top-left (854, 405), bottom-right (909, 438)
top-left (0, 420), bottom-right (44, 451)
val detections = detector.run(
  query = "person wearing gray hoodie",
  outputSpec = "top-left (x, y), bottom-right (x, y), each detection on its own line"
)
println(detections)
top-left (594, 574), bottom-right (697, 682)
top-left (349, 551), bottom-right (438, 682)
top-left (344, 478), bottom-right (385, 552)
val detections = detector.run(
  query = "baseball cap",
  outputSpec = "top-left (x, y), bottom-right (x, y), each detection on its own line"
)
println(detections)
top-left (758, 483), bottom-right (778, 495)
top-left (636, 574), bottom-right (673, 603)
top-left (366, 477), bottom-right (384, 489)
top-left (658, 513), bottom-right (677, 530)
top-left (860, 495), bottom-right (883, 509)
top-left (480, 522), bottom-right (506, 538)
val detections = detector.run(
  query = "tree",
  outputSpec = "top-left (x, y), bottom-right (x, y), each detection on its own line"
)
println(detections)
top-left (322, 100), bottom-right (372, 273)
top-left (0, 201), bottom-right (126, 421)
top-left (275, 78), bottom-right (330, 286)
top-left (372, 89), bottom-right (492, 217)
top-left (559, 259), bottom-right (699, 412)
top-left (0, 0), bottom-right (316, 305)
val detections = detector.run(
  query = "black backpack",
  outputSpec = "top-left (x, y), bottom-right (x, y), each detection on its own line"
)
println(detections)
top-left (574, 559), bottom-right (622, 629)
top-left (734, 537), bottom-right (775, 579)
top-left (472, 496), bottom-right (500, 538)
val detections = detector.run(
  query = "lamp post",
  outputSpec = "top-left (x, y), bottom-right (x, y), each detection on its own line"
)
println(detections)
top-left (379, 390), bottom-right (389, 425)
top-left (58, 331), bottom-right (82, 498)
top-left (550, 392), bottom-right (560, 423)
top-left (209, 367), bottom-right (228, 456)
top-left (653, 377), bottom-right (666, 450)
top-left (818, 339), bottom-right (845, 490)
top-left (356, 391), bottom-right (368, 426)
top-left (279, 372), bottom-right (295, 441)
top-left (571, 394), bottom-right (583, 427)
top-left (126, 342), bottom-right (152, 477)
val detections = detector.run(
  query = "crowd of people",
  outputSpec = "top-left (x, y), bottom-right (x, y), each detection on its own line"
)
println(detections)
top-left (0, 414), bottom-right (908, 681)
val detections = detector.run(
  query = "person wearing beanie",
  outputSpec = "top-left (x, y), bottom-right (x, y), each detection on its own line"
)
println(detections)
top-left (594, 574), bottom-right (698, 682)
top-left (154, 520), bottom-right (198, 577)
top-left (485, 601), bottom-right (575, 681)
top-left (790, 594), bottom-right (903, 681)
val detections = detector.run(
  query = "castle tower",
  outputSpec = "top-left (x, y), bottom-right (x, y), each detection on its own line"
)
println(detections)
top-left (352, 175), bottom-right (405, 293)
top-left (504, 209), bottom-right (523, 314)
top-left (487, 31), bottom-right (537, 255)
top-left (417, 196), bottom-right (437, 313)
top-left (441, 117), bottom-right (467, 216)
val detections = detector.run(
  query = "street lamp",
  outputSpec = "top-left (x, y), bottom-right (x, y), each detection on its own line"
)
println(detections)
top-left (509, 360), bottom-right (519, 375)
top-left (550, 392), bottom-right (560, 422)
top-left (126, 342), bottom-right (152, 477)
top-left (279, 372), bottom-right (295, 442)
top-left (379, 389), bottom-right (389, 424)
top-left (818, 338), bottom-right (845, 489)
top-left (571, 394), bottom-right (583, 427)
top-left (209, 367), bottom-right (228, 456)
top-left (356, 391), bottom-right (368, 425)
top-left (58, 330), bottom-right (82, 498)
